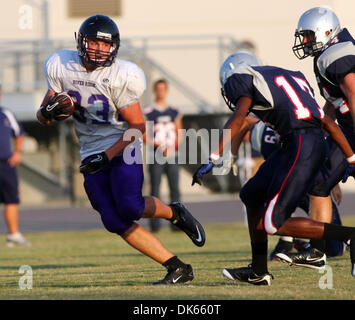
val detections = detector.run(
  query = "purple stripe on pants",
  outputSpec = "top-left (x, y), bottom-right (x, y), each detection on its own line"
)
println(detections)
top-left (83, 153), bottom-right (145, 235)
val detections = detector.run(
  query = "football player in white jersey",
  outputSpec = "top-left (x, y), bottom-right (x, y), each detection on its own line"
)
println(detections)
top-left (36, 14), bottom-right (205, 285)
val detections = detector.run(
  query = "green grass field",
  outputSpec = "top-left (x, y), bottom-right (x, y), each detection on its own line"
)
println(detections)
top-left (1, 217), bottom-right (355, 300)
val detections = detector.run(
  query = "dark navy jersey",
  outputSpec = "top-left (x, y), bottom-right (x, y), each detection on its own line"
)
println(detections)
top-left (0, 107), bottom-right (24, 160)
top-left (144, 104), bottom-right (179, 149)
top-left (250, 120), bottom-right (280, 159)
top-left (314, 28), bottom-right (355, 129)
top-left (224, 65), bottom-right (323, 136)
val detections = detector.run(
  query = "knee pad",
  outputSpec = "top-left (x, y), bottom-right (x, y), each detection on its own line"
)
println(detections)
top-left (116, 198), bottom-right (145, 221)
top-left (100, 212), bottom-right (134, 235)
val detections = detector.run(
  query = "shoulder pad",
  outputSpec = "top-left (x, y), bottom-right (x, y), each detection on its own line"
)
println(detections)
top-left (317, 41), bottom-right (355, 84)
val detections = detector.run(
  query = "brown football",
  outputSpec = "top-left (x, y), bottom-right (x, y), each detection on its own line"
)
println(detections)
top-left (53, 92), bottom-right (75, 121)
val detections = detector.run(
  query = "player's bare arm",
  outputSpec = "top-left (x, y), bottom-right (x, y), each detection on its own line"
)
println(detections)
top-left (105, 102), bottom-right (146, 160)
top-left (8, 135), bottom-right (24, 167)
top-left (323, 100), bottom-right (336, 120)
top-left (231, 116), bottom-right (259, 156)
top-left (192, 96), bottom-right (252, 186)
top-left (174, 116), bottom-right (184, 149)
top-left (215, 97), bottom-right (252, 157)
top-left (79, 102), bottom-right (146, 175)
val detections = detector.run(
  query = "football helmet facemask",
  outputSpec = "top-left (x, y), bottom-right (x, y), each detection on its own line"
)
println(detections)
top-left (76, 14), bottom-right (120, 67)
top-left (219, 52), bottom-right (260, 111)
top-left (293, 7), bottom-right (341, 59)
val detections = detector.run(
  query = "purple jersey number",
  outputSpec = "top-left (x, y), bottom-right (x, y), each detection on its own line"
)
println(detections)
top-left (68, 90), bottom-right (114, 124)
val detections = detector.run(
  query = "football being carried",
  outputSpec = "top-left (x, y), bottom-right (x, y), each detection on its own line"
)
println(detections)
top-left (40, 92), bottom-right (75, 122)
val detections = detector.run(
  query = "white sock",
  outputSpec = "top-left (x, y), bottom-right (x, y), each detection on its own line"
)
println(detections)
top-left (280, 236), bottom-right (293, 243)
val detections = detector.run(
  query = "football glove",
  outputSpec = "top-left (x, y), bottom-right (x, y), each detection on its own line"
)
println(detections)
top-left (192, 161), bottom-right (214, 186)
top-left (342, 165), bottom-right (355, 183)
top-left (40, 93), bottom-right (73, 121)
top-left (79, 152), bottom-right (109, 174)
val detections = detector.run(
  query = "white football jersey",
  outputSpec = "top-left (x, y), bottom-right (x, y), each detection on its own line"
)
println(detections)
top-left (44, 49), bottom-right (146, 160)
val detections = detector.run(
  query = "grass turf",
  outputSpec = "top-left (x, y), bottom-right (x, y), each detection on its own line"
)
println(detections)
top-left (0, 217), bottom-right (355, 300)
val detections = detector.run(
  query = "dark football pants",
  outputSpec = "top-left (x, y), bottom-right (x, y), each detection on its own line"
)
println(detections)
top-left (240, 128), bottom-right (327, 235)
top-left (83, 153), bottom-right (146, 235)
top-left (309, 136), bottom-right (348, 197)
top-left (0, 160), bottom-right (20, 204)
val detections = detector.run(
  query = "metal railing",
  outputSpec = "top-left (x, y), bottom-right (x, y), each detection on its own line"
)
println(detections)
top-left (0, 35), bottom-right (253, 202)
top-left (0, 34), bottom-right (251, 113)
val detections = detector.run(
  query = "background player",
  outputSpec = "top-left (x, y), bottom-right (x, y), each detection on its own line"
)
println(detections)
top-left (144, 79), bottom-right (183, 232)
top-left (0, 89), bottom-right (30, 247)
top-left (36, 14), bottom-right (205, 285)
top-left (192, 52), bottom-right (355, 285)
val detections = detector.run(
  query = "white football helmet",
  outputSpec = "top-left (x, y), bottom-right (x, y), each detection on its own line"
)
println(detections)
top-left (293, 6), bottom-right (341, 59)
top-left (219, 52), bottom-right (260, 111)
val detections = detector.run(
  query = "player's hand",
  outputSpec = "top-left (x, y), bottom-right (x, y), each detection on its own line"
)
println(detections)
top-left (8, 150), bottom-right (21, 168)
top-left (192, 162), bottom-right (214, 186)
top-left (342, 165), bottom-right (355, 183)
top-left (40, 93), bottom-right (73, 120)
top-left (79, 152), bottom-right (109, 174)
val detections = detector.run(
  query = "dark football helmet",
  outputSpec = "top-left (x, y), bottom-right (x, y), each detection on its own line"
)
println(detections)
top-left (76, 14), bottom-right (120, 67)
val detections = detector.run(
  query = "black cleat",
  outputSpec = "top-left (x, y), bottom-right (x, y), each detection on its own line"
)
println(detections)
top-left (169, 202), bottom-right (206, 247)
top-left (269, 239), bottom-right (293, 261)
top-left (276, 248), bottom-right (326, 270)
top-left (152, 264), bottom-right (194, 285)
top-left (270, 248), bottom-right (291, 262)
top-left (222, 266), bottom-right (273, 286)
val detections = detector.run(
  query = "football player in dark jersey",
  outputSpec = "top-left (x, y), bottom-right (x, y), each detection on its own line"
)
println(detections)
top-left (231, 116), bottom-right (345, 260)
top-left (287, 6), bottom-right (355, 267)
top-left (192, 52), bottom-right (355, 285)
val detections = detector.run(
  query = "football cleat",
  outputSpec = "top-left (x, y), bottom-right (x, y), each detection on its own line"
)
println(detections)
top-left (6, 232), bottom-right (31, 247)
top-left (169, 202), bottom-right (206, 247)
top-left (152, 264), bottom-right (194, 285)
top-left (222, 266), bottom-right (273, 286)
top-left (269, 239), bottom-right (293, 261)
top-left (276, 248), bottom-right (326, 270)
